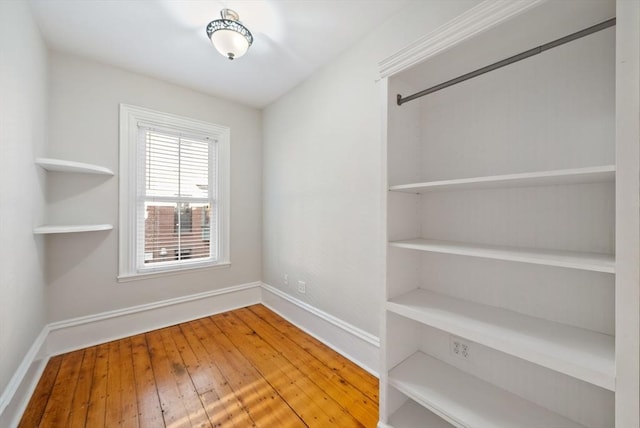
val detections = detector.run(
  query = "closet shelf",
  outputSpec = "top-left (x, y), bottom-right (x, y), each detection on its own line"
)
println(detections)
top-left (387, 400), bottom-right (454, 428)
top-left (33, 224), bottom-right (113, 234)
top-left (387, 289), bottom-right (615, 391)
top-left (389, 165), bottom-right (615, 193)
top-left (389, 239), bottom-right (615, 273)
top-left (35, 158), bottom-right (114, 175)
top-left (389, 352), bottom-right (586, 428)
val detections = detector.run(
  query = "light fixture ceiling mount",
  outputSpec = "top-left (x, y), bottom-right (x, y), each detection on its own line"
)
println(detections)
top-left (206, 8), bottom-right (253, 61)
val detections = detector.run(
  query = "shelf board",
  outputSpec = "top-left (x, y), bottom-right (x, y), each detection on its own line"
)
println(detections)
top-left (389, 165), bottom-right (615, 193)
top-left (389, 352), bottom-right (586, 428)
top-left (33, 224), bottom-right (114, 234)
top-left (388, 239), bottom-right (615, 273)
top-left (388, 399), bottom-right (454, 427)
top-left (35, 158), bottom-right (114, 175)
top-left (387, 289), bottom-right (615, 391)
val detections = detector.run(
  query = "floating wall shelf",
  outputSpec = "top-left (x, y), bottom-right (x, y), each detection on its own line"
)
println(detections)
top-left (33, 224), bottom-right (114, 234)
top-left (35, 158), bottom-right (114, 175)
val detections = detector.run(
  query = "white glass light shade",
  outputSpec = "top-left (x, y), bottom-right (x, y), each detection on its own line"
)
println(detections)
top-left (206, 9), bottom-right (253, 60)
top-left (210, 29), bottom-right (250, 60)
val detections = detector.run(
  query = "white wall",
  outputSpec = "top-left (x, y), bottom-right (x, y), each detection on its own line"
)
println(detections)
top-left (262, 0), bottom-right (479, 336)
top-left (0, 0), bottom-right (48, 400)
top-left (46, 53), bottom-right (262, 322)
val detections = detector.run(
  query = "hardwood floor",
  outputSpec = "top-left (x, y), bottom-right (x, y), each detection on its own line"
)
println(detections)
top-left (19, 304), bottom-right (379, 427)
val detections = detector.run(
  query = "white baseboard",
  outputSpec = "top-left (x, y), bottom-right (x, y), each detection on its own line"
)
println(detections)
top-left (0, 326), bottom-right (49, 428)
top-left (260, 282), bottom-right (380, 376)
top-left (45, 281), bottom-right (262, 357)
top-left (1, 280), bottom-right (381, 427)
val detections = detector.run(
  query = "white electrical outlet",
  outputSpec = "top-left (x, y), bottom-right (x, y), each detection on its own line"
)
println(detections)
top-left (297, 280), bottom-right (306, 294)
top-left (283, 273), bottom-right (289, 285)
top-left (450, 335), bottom-right (471, 360)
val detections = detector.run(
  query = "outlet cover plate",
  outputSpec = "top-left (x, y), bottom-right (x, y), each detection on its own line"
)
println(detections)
top-left (450, 335), bottom-right (471, 360)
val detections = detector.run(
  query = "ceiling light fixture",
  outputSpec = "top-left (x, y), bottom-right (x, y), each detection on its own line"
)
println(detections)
top-left (206, 8), bottom-right (253, 61)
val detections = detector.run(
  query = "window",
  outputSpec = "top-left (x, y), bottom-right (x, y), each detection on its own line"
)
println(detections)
top-left (119, 105), bottom-right (230, 280)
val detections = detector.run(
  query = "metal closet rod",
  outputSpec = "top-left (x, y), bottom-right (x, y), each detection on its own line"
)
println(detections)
top-left (396, 17), bottom-right (616, 106)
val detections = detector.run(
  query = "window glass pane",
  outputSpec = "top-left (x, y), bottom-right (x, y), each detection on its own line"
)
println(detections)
top-left (143, 201), bottom-right (212, 264)
top-left (201, 205), bottom-right (210, 242)
top-left (182, 203), bottom-right (213, 260)
top-left (144, 202), bottom-right (178, 264)
top-left (174, 203), bottom-right (192, 233)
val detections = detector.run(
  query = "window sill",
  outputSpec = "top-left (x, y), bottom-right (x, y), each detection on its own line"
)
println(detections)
top-left (117, 261), bottom-right (231, 283)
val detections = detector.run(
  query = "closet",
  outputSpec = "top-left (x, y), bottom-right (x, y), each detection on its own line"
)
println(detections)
top-left (378, 1), bottom-right (636, 427)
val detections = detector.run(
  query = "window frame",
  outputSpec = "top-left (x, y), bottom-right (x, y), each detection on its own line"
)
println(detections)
top-left (118, 104), bottom-right (230, 281)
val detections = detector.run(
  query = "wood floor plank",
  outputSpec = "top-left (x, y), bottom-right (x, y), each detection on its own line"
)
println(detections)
top-left (171, 323), bottom-right (235, 426)
top-left (235, 307), bottom-right (378, 426)
top-left (130, 334), bottom-right (164, 428)
top-left (18, 354), bottom-right (64, 428)
top-left (179, 321), bottom-right (255, 427)
top-left (248, 304), bottom-right (379, 401)
top-left (85, 343), bottom-right (110, 427)
top-left (211, 312), bottom-right (365, 427)
top-left (170, 325), bottom-right (217, 394)
top-left (146, 328), bottom-right (194, 427)
top-left (206, 313), bottom-right (331, 427)
top-left (192, 317), bottom-right (303, 427)
top-left (38, 350), bottom-right (84, 427)
top-left (19, 305), bottom-right (378, 428)
top-left (119, 337), bottom-right (140, 428)
top-left (249, 304), bottom-right (379, 395)
top-left (105, 340), bottom-right (124, 427)
top-left (158, 326), bottom-right (212, 428)
top-left (250, 305), bottom-right (379, 406)
top-left (66, 346), bottom-right (97, 427)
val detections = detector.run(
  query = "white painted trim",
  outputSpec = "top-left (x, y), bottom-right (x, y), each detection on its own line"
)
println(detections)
top-left (48, 282), bottom-right (258, 331)
top-left (378, 0), bottom-right (546, 78)
top-left (260, 282), bottom-right (380, 376)
top-left (117, 261), bottom-right (231, 283)
top-left (0, 327), bottom-right (50, 428)
top-left (615, 1), bottom-right (640, 426)
top-left (45, 282), bottom-right (261, 357)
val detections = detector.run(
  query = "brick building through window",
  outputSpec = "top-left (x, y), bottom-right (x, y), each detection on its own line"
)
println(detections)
top-left (144, 203), bottom-right (211, 263)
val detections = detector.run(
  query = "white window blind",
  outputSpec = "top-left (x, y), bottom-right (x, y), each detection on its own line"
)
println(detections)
top-left (136, 125), bottom-right (218, 271)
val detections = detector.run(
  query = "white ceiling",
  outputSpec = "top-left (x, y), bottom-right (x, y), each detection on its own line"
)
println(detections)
top-left (28, 0), bottom-right (411, 108)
